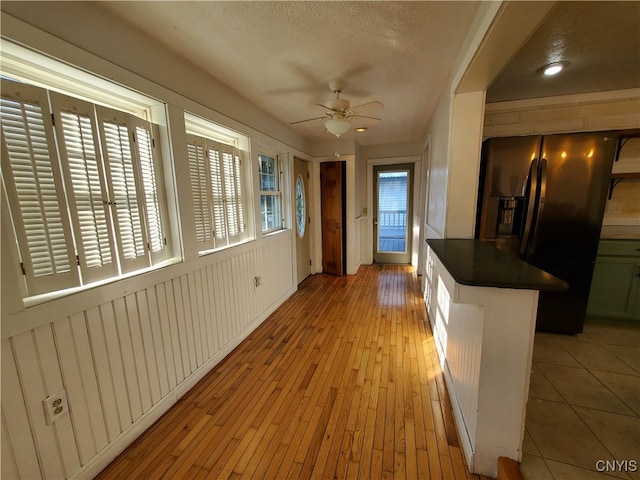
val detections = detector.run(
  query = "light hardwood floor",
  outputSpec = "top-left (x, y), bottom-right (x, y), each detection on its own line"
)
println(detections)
top-left (96, 265), bottom-right (484, 480)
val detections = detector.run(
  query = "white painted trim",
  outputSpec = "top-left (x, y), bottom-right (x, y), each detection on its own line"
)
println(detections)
top-left (365, 156), bottom-right (421, 266)
top-left (485, 88), bottom-right (640, 112)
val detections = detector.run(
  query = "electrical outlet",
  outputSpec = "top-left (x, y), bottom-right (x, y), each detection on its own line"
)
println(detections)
top-left (42, 389), bottom-right (69, 425)
top-left (254, 276), bottom-right (262, 287)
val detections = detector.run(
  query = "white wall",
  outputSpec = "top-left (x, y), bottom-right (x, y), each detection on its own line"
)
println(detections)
top-left (445, 91), bottom-right (486, 238)
top-left (424, 93), bottom-right (452, 240)
top-left (0, 6), bottom-right (308, 480)
top-left (419, 1), bottom-right (562, 244)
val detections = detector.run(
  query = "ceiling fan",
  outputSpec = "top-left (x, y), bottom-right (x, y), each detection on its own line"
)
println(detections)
top-left (290, 81), bottom-right (383, 137)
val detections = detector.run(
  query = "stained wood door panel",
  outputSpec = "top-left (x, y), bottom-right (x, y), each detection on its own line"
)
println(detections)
top-left (321, 161), bottom-right (343, 276)
top-left (96, 266), bottom-right (484, 480)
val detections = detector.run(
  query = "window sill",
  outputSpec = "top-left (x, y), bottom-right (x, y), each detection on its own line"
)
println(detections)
top-left (198, 237), bottom-right (254, 257)
top-left (262, 228), bottom-right (289, 238)
top-left (22, 256), bottom-right (183, 309)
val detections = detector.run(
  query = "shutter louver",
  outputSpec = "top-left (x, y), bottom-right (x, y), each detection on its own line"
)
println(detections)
top-left (209, 147), bottom-right (227, 246)
top-left (97, 107), bottom-right (148, 272)
top-left (222, 150), bottom-right (239, 238)
top-left (0, 81), bottom-right (78, 294)
top-left (187, 137), bottom-right (213, 249)
top-left (234, 151), bottom-right (246, 235)
top-left (135, 123), bottom-right (165, 256)
top-left (51, 93), bottom-right (117, 283)
top-left (61, 112), bottom-right (111, 266)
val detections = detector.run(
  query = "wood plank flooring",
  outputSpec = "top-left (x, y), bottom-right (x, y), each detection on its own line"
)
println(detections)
top-left (96, 265), bottom-right (484, 480)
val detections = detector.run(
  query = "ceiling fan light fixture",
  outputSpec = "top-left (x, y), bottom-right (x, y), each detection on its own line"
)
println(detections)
top-left (325, 115), bottom-right (351, 137)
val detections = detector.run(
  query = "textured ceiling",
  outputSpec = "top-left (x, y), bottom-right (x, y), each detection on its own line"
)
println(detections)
top-left (99, 1), bottom-right (480, 146)
top-left (98, 1), bottom-right (640, 147)
top-left (487, 1), bottom-right (640, 103)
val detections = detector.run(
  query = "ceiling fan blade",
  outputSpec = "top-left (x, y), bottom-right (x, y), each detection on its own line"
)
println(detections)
top-left (315, 103), bottom-right (335, 111)
top-left (349, 101), bottom-right (384, 113)
top-left (290, 116), bottom-right (326, 125)
top-left (352, 114), bottom-right (381, 121)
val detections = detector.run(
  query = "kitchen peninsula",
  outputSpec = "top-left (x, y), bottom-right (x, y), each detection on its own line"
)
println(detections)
top-left (423, 239), bottom-right (567, 476)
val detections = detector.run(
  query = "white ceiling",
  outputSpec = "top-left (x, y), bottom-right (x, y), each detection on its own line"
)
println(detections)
top-left (99, 1), bottom-right (640, 147)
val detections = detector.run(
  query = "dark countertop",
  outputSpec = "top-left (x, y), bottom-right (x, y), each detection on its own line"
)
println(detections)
top-left (427, 239), bottom-right (568, 292)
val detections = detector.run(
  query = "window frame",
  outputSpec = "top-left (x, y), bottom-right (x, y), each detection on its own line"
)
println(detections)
top-left (187, 133), bottom-right (249, 253)
top-left (258, 153), bottom-right (283, 234)
top-left (0, 81), bottom-right (79, 295)
top-left (1, 78), bottom-right (173, 299)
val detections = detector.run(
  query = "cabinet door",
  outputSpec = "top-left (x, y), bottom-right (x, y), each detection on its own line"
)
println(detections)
top-left (587, 257), bottom-right (638, 319)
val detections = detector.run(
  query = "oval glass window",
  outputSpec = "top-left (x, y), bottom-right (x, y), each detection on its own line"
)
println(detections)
top-left (295, 174), bottom-right (306, 238)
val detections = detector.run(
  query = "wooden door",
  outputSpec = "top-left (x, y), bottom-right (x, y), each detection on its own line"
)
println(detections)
top-left (321, 161), bottom-right (343, 276)
top-left (294, 157), bottom-right (311, 284)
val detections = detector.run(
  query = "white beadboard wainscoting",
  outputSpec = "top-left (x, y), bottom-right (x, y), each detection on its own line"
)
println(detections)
top-left (1, 232), bottom-right (295, 480)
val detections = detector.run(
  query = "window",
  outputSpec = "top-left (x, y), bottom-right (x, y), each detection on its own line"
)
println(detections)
top-left (259, 153), bottom-right (282, 233)
top-left (295, 174), bottom-right (306, 238)
top-left (0, 79), bottom-right (171, 297)
top-left (187, 134), bottom-right (247, 252)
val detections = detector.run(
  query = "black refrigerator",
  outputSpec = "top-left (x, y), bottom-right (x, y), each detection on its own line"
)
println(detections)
top-left (475, 132), bottom-right (619, 334)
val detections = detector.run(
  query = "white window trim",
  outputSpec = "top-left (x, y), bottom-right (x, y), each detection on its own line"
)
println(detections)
top-left (187, 133), bottom-right (250, 253)
top-left (1, 38), bottom-right (158, 119)
top-left (258, 152), bottom-right (284, 234)
top-left (1, 78), bottom-right (174, 299)
top-left (0, 81), bottom-right (79, 295)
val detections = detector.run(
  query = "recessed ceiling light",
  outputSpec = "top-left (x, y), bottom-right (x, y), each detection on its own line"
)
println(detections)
top-left (539, 61), bottom-right (568, 76)
top-left (354, 127), bottom-right (367, 132)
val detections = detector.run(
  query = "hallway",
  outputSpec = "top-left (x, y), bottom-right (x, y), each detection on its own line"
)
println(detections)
top-left (96, 265), bottom-right (482, 479)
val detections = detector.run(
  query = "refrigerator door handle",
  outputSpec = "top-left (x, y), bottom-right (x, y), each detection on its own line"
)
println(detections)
top-left (528, 158), bottom-right (547, 256)
top-left (520, 158), bottom-right (539, 256)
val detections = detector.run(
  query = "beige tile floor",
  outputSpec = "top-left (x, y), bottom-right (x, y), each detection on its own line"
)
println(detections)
top-left (521, 318), bottom-right (640, 480)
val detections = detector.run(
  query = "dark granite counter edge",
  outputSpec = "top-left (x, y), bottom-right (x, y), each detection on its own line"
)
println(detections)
top-left (427, 239), bottom-right (568, 292)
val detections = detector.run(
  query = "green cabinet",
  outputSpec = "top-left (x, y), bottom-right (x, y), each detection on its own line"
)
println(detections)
top-left (587, 239), bottom-right (640, 320)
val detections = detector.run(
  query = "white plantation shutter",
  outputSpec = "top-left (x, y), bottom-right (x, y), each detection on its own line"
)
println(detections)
top-left (2, 81), bottom-right (173, 298)
top-left (133, 119), bottom-right (169, 263)
top-left (187, 135), bottom-right (214, 250)
top-left (187, 134), bottom-right (248, 252)
top-left (0, 80), bottom-right (79, 294)
top-left (208, 146), bottom-right (228, 248)
top-left (96, 106), bottom-right (148, 273)
top-left (221, 147), bottom-right (245, 241)
top-left (50, 92), bottom-right (118, 283)
top-left (234, 151), bottom-right (246, 237)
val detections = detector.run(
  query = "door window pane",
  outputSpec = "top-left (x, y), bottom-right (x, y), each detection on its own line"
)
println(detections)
top-left (377, 171), bottom-right (408, 253)
top-left (295, 174), bottom-right (306, 238)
